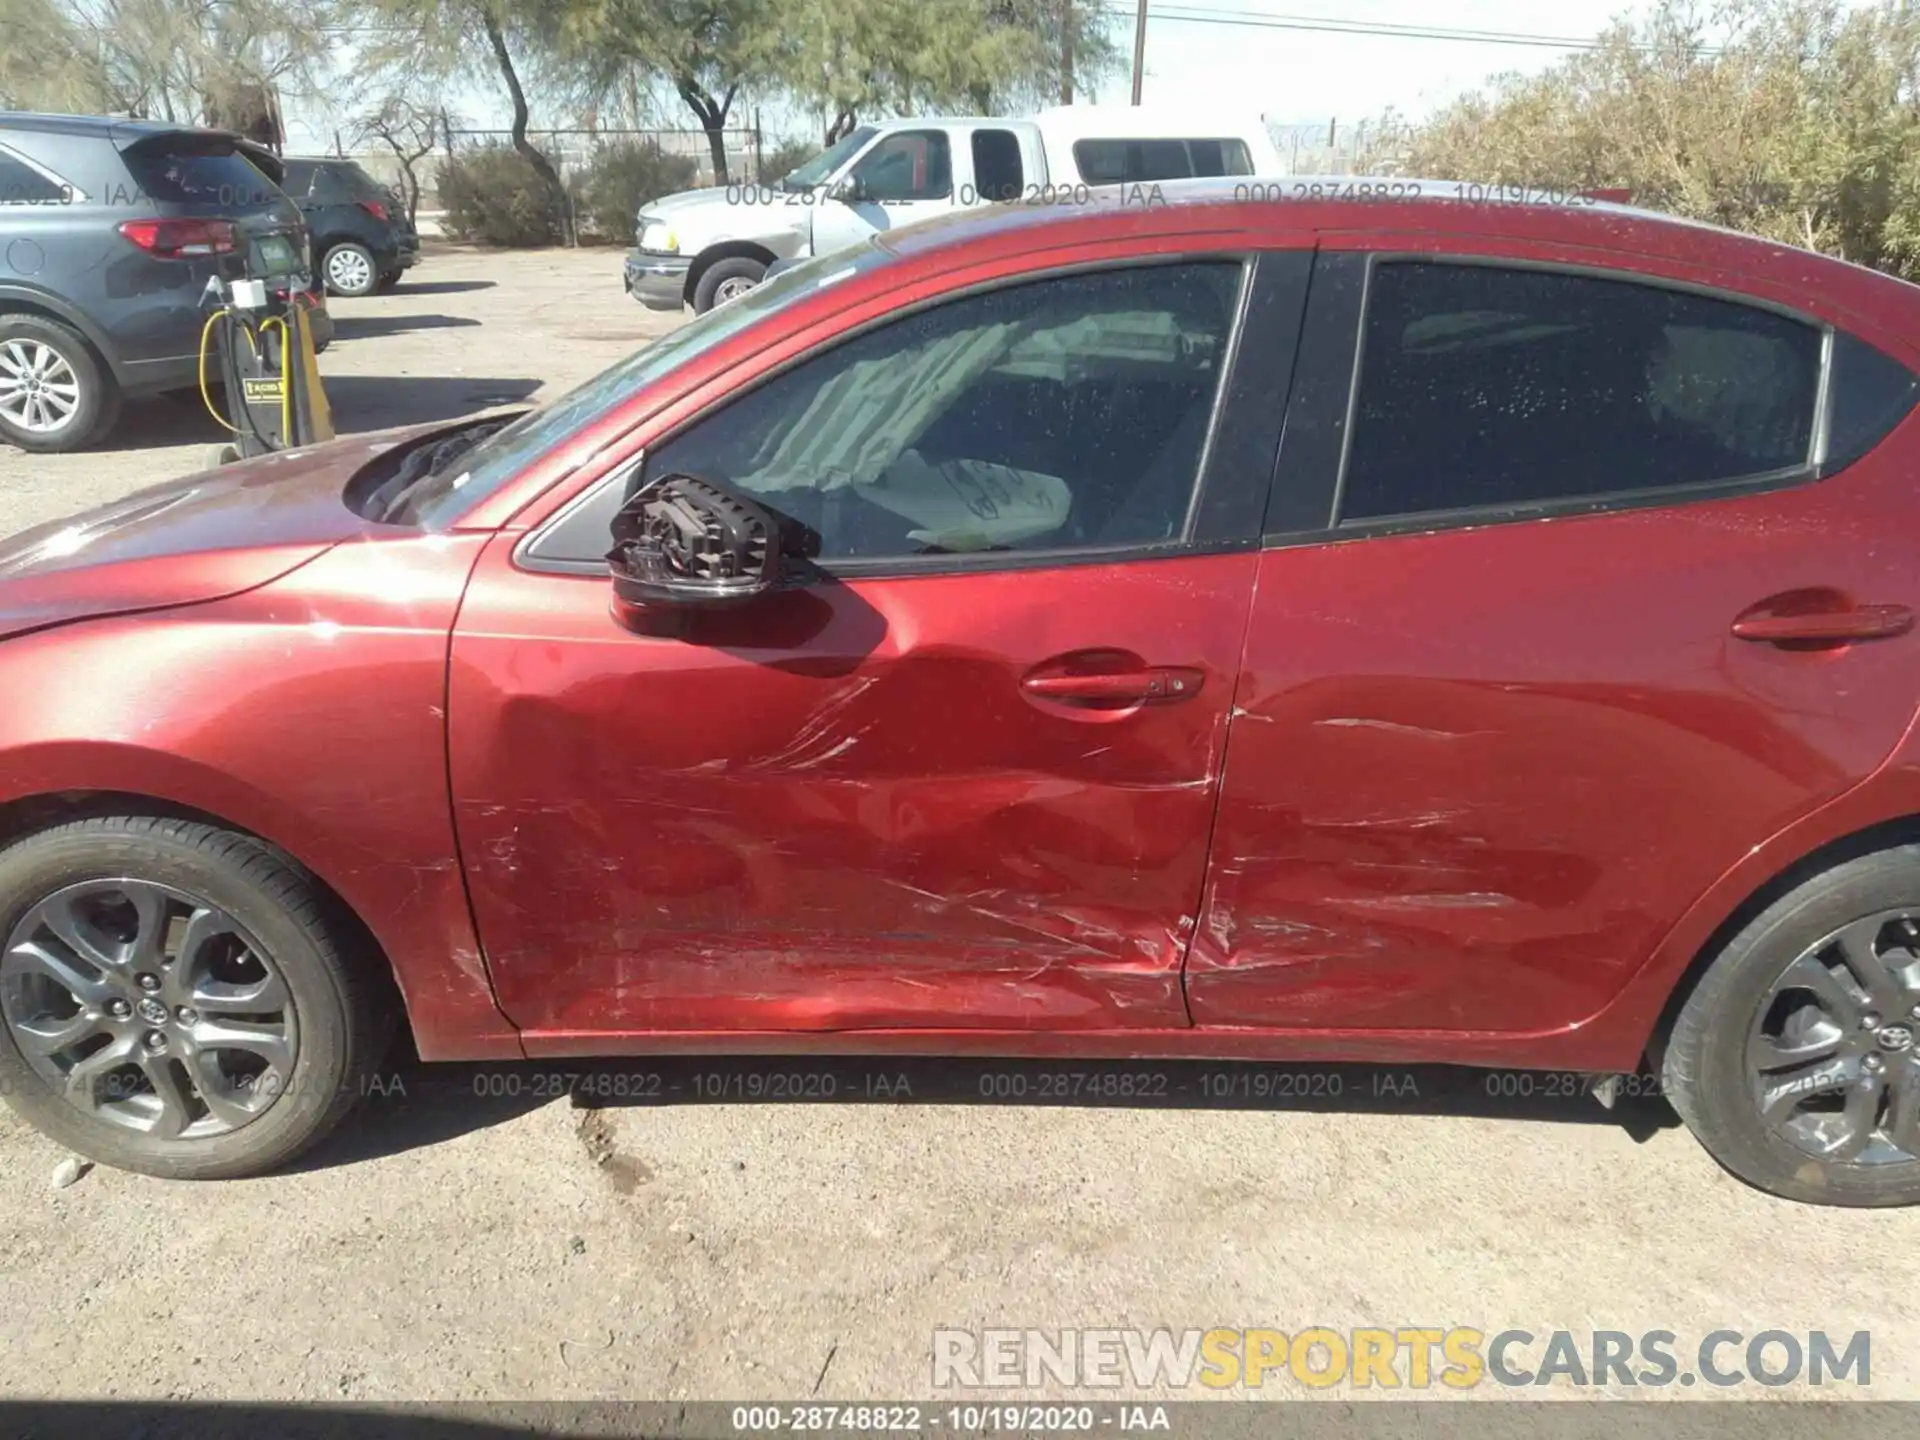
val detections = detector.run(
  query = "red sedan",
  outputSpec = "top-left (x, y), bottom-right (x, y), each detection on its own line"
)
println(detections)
top-left (3, 182), bottom-right (1919, 1204)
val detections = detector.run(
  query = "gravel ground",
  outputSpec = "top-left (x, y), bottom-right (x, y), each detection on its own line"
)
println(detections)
top-left (0, 246), bottom-right (1915, 1421)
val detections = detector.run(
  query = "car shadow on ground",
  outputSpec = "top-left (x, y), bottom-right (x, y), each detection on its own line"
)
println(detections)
top-left (327, 312), bottom-right (484, 341)
top-left (99, 375), bottom-right (541, 450)
top-left (389, 278), bottom-right (499, 296)
top-left (293, 1049), bottom-right (1682, 1175)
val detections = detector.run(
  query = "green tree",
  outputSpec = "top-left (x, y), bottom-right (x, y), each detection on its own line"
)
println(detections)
top-left (547, 0), bottom-right (782, 184)
top-left (1381, 0), bottom-right (1920, 279)
top-left (364, 0), bottom-right (573, 240)
top-left (776, 0), bottom-right (1120, 142)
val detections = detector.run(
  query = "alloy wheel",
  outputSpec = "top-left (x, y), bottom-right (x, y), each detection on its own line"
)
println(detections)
top-left (326, 247), bottom-right (374, 293)
top-left (0, 339), bottom-right (80, 434)
top-left (0, 879), bottom-right (298, 1140)
top-left (1748, 908), bottom-right (1920, 1165)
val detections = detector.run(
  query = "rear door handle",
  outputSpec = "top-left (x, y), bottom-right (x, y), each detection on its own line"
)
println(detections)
top-left (1021, 666), bottom-right (1206, 706)
top-left (1731, 604), bottom-right (1916, 645)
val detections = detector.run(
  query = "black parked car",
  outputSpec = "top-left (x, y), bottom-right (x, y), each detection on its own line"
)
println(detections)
top-left (0, 112), bottom-right (329, 453)
top-left (278, 157), bottom-right (420, 297)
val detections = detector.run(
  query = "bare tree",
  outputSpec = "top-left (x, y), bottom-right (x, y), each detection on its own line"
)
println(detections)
top-left (353, 96), bottom-right (440, 223)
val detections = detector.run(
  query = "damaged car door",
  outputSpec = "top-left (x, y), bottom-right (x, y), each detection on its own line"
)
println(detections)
top-left (448, 254), bottom-right (1305, 1034)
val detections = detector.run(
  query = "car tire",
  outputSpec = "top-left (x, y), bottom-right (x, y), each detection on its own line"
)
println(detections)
top-left (0, 314), bottom-right (120, 453)
top-left (1663, 845), bottom-right (1920, 1206)
top-left (0, 816), bottom-right (392, 1180)
top-left (322, 242), bottom-right (380, 298)
top-left (693, 256), bottom-right (766, 313)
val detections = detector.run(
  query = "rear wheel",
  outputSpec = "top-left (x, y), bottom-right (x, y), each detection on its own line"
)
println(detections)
top-left (0, 315), bottom-right (119, 453)
top-left (1664, 846), bottom-right (1920, 1206)
top-left (0, 817), bottom-right (389, 1179)
top-left (322, 242), bottom-right (379, 298)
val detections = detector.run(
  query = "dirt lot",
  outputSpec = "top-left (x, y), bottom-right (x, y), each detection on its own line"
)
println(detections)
top-left (0, 246), bottom-right (1916, 1421)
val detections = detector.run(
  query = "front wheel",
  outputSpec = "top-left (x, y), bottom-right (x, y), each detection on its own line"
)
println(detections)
top-left (0, 817), bottom-right (390, 1179)
top-left (692, 256), bottom-right (766, 313)
top-left (1664, 846), bottom-right (1920, 1206)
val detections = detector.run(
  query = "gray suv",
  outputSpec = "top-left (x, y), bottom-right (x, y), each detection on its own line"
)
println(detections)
top-left (0, 113), bottom-right (316, 452)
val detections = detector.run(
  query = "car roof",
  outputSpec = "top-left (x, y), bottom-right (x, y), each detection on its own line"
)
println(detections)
top-left (0, 111), bottom-right (238, 143)
top-left (869, 174), bottom-right (1920, 337)
top-left (880, 173), bottom-right (1807, 264)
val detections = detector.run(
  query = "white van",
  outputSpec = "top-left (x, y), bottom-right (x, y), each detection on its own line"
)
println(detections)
top-left (623, 107), bottom-right (1282, 312)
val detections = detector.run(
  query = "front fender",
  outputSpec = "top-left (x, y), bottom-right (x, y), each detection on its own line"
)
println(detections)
top-left (0, 533), bottom-right (521, 1060)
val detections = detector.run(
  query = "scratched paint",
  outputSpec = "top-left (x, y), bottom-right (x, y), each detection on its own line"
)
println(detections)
top-left (449, 550), bottom-right (1260, 1033)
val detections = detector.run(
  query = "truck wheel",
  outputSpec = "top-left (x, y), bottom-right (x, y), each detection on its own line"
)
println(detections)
top-left (0, 816), bottom-right (392, 1179)
top-left (0, 315), bottom-right (120, 453)
top-left (693, 257), bottom-right (767, 313)
top-left (323, 242), bottom-right (379, 298)
top-left (1663, 845), bottom-right (1920, 1206)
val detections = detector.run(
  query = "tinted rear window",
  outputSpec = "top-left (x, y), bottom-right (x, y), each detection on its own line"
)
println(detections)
top-left (1072, 138), bottom-right (1255, 184)
top-left (122, 143), bottom-right (283, 209)
top-left (1340, 262), bottom-right (1824, 522)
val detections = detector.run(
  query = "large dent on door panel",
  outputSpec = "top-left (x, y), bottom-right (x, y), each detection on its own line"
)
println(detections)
top-left (449, 552), bottom-right (1259, 1036)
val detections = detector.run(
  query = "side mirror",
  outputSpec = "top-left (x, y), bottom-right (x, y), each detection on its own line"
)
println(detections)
top-left (831, 174), bottom-right (872, 204)
top-left (607, 473), bottom-right (821, 617)
top-left (608, 473), bottom-right (779, 610)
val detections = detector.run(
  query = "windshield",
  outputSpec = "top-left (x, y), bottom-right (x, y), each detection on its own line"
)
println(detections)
top-left (398, 240), bottom-right (894, 527)
top-left (779, 128), bottom-right (877, 191)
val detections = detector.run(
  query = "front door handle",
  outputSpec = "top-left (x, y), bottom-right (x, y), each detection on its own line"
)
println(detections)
top-left (1021, 665), bottom-right (1206, 706)
top-left (1732, 604), bottom-right (1916, 645)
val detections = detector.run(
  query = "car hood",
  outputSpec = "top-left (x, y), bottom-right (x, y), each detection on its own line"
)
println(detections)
top-left (0, 428), bottom-right (435, 642)
top-left (640, 187), bottom-right (811, 252)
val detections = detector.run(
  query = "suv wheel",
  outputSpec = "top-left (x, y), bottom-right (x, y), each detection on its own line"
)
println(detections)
top-left (0, 315), bottom-right (119, 453)
top-left (1664, 845), bottom-right (1920, 1206)
top-left (323, 242), bottom-right (379, 298)
top-left (0, 817), bottom-right (391, 1179)
top-left (693, 257), bottom-right (766, 313)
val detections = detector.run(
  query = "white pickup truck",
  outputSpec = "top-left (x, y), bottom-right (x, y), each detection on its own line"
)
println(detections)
top-left (623, 106), bottom-right (1282, 313)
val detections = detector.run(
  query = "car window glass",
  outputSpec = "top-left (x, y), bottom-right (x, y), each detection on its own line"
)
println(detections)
top-left (122, 144), bottom-right (280, 208)
top-left (1071, 138), bottom-right (1255, 184)
top-left (1826, 330), bottom-right (1920, 469)
top-left (308, 165), bottom-right (351, 201)
top-left (1340, 262), bottom-right (1823, 523)
top-left (971, 129), bottom-right (1024, 202)
top-left (852, 131), bottom-right (952, 201)
top-left (636, 262), bottom-right (1242, 560)
top-left (0, 152), bottom-right (68, 203)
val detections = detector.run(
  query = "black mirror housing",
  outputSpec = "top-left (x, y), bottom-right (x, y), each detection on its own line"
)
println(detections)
top-left (608, 473), bottom-right (781, 609)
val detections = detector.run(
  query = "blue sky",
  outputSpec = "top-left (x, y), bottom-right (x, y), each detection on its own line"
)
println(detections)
top-left (286, 0), bottom-right (1723, 155)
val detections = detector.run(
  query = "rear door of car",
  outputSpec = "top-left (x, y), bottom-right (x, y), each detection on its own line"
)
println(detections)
top-left (447, 239), bottom-right (1315, 1036)
top-left (1186, 237), bottom-right (1920, 1040)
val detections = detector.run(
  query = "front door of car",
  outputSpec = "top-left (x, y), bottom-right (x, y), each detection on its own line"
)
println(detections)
top-left (448, 251), bottom-right (1310, 1034)
top-left (810, 129), bottom-right (959, 254)
top-left (1186, 248), bottom-right (1920, 1036)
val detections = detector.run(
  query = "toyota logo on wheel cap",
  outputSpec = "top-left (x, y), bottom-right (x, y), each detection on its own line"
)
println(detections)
top-left (1877, 1025), bottom-right (1915, 1053)
top-left (135, 997), bottom-right (168, 1026)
